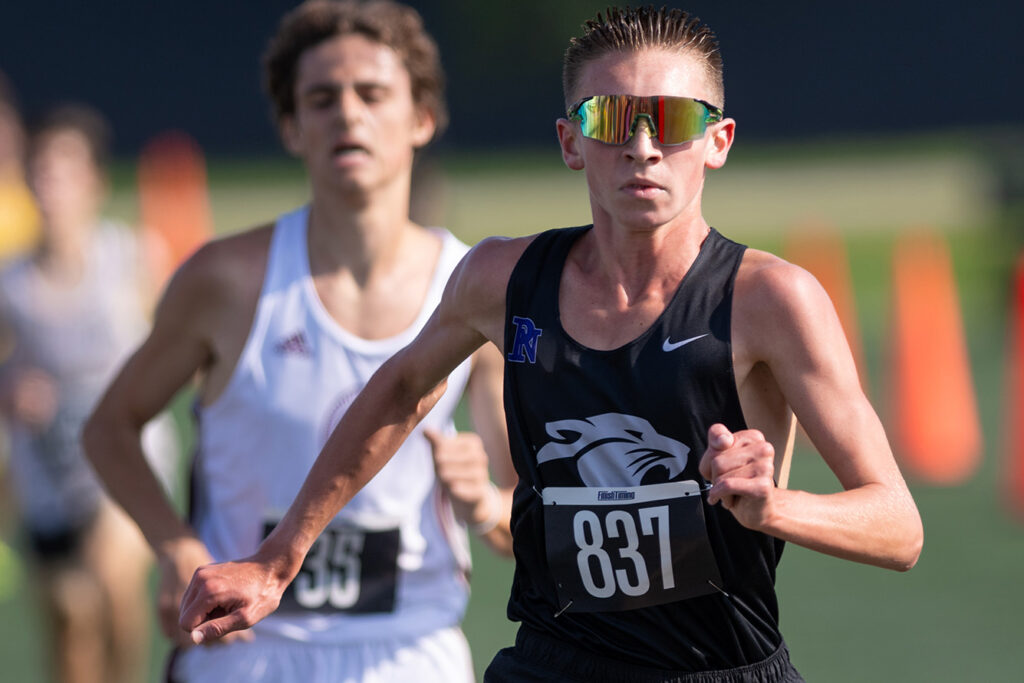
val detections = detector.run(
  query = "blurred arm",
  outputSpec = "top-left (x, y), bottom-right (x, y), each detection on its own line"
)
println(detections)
top-left (83, 238), bottom-right (254, 643)
top-left (429, 341), bottom-right (515, 556)
top-left (465, 342), bottom-right (516, 556)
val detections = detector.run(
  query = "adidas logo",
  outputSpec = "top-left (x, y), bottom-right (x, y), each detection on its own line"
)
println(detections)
top-left (275, 331), bottom-right (312, 357)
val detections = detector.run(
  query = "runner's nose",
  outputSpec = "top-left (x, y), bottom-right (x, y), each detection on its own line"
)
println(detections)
top-left (632, 115), bottom-right (657, 141)
top-left (625, 117), bottom-right (662, 162)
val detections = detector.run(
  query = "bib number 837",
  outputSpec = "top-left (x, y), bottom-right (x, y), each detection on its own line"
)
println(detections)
top-left (573, 505), bottom-right (674, 599)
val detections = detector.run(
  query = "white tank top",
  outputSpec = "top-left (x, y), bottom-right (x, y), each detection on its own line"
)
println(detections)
top-left (0, 221), bottom-right (178, 534)
top-left (191, 206), bottom-right (473, 643)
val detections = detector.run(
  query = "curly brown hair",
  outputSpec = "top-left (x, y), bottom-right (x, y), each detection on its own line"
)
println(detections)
top-left (263, 0), bottom-right (447, 139)
top-left (563, 6), bottom-right (725, 110)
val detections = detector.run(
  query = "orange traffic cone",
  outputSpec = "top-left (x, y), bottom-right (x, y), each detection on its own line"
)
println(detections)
top-left (784, 222), bottom-right (867, 393)
top-left (1003, 255), bottom-right (1024, 519)
top-left (138, 131), bottom-right (213, 287)
top-left (890, 229), bottom-right (981, 485)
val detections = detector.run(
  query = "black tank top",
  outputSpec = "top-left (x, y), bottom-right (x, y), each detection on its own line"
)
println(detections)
top-left (503, 225), bottom-right (786, 670)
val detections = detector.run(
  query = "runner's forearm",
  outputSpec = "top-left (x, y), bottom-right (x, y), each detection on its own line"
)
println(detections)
top-left (260, 357), bottom-right (450, 572)
top-left (83, 411), bottom-right (195, 554)
top-left (759, 484), bottom-right (922, 570)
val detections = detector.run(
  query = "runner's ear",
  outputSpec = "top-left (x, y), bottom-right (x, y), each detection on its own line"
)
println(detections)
top-left (279, 115), bottom-right (303, 157)
top-left (556, 118), bottom-right (585, 171)
top-left (703, 118), bottom-right (734, 170)
top-left (411, 106), bottom-right (436, 149)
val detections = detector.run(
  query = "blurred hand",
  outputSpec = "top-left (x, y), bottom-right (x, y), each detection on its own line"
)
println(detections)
top-left (178, 553), bottom-right (287, 645)
top-left (5, 367), bottom-right (59, 430)
top-left (699, 423), bottom-right (778, 531)
top-left (157, 536), bottom-right (252, 647)
top-left (425, 428), bottom-right (497, 529)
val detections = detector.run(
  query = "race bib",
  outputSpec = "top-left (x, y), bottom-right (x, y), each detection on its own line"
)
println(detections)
top-left (263, 519), bottom-right (400, 614)
top-left (543, 481), bottom-right (722, 613)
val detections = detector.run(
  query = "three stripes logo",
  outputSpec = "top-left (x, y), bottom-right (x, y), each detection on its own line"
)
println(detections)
top-left (275, 331), bottom-right (312, 357)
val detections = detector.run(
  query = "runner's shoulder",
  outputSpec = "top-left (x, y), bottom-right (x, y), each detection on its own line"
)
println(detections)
top-left (736, 248), bottom-right (824, 316)
top-left (733, 247), bottom-right (837, 357)
top-left (456, 233), bottom-right (539, 293)
top-left (158, 222), bottom-right (275, 320)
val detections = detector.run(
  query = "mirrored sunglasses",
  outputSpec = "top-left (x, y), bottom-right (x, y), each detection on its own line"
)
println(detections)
top-left (568, 94), bottom-right (724, 146)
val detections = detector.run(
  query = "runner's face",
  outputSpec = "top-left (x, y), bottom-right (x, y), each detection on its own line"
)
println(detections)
top-left (557, 49), bottom-right (733, 232)
top-left (282, 34), bottom-right (434, 197)
top-left (29, 129), bottom-right (104, 236)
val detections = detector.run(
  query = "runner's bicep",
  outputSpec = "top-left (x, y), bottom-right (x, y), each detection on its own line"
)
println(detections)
top-left (96, 263), bottom-right (219, 427)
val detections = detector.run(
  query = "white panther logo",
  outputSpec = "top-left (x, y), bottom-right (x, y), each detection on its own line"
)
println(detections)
top-left (536, 413), bottom-right (690, 487)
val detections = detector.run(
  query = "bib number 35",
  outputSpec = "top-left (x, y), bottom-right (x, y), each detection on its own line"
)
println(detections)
top-left (263, 521), bottom-right (400, 614)
top-left (543, 481), bottom-right (722, 612)
top-left (295, 528), bottom-right (365, 609)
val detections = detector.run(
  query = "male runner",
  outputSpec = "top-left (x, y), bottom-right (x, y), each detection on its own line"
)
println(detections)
top-left (84, 1), bottom-right (514, 681)
top-left (1, 104), bottom-right (178, 683)
top-left (179, 6), bottom-right (923, 682)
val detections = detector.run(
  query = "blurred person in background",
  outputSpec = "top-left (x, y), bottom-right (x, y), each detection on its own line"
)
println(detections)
top-left (84, 1), bottom-right (515, 682)
top-left (0, 103), bottom-right (180, 683)
top-left (0, 69), bottom-right (39, 262)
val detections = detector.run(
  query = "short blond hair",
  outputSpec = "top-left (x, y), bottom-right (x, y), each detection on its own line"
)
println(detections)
top-left (563, 6), bottom-right (725, 110)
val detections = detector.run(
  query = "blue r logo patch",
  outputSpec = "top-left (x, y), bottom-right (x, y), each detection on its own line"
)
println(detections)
top-left (508, 315), bottom-right (543, 364)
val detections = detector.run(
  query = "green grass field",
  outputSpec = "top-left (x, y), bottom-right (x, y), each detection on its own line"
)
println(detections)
top-left (2, 134), bottom-right (1022, 681)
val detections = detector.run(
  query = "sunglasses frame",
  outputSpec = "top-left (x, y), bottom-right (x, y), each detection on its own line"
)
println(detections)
top-left (567, 95), bottom-right (724, 146)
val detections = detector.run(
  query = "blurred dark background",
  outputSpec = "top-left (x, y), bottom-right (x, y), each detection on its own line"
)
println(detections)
top-left (2, 0), bottom-right (1021, 156)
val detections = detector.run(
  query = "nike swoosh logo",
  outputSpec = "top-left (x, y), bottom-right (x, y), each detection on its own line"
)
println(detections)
top-left (662, 334), bottom-right (708, 352)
